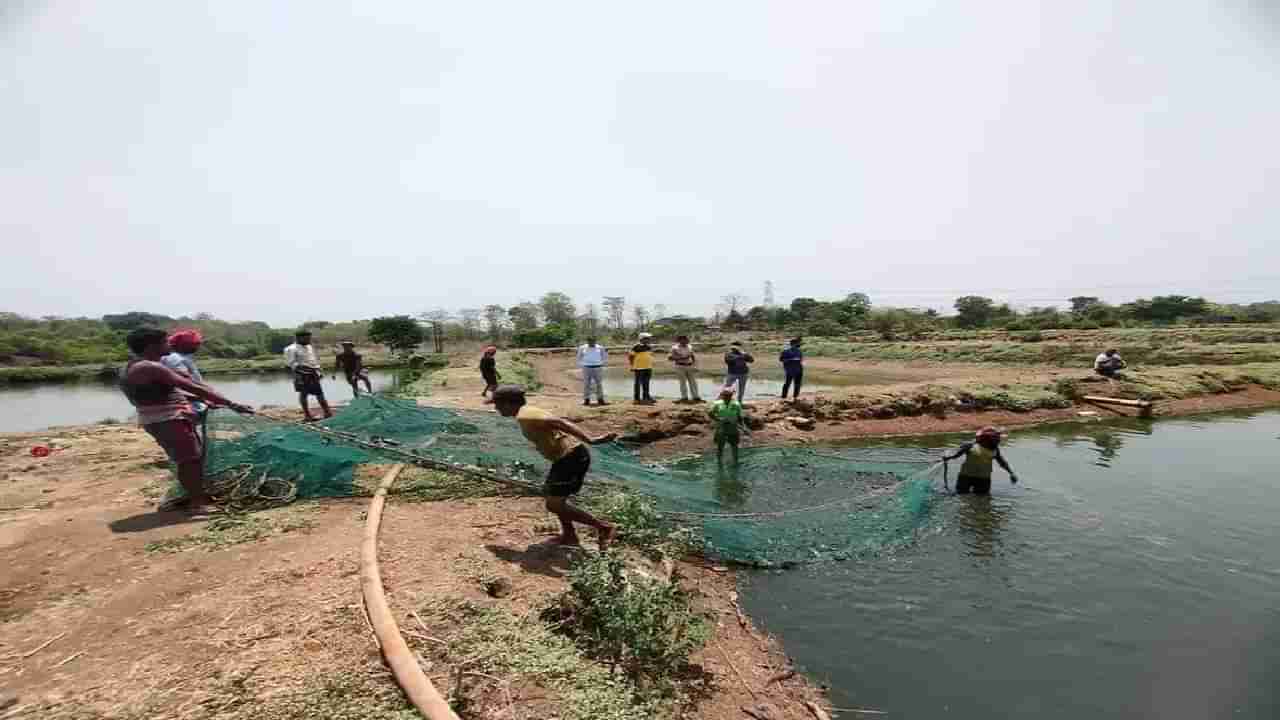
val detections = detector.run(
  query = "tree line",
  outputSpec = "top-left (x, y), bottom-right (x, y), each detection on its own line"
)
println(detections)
top-left (3, 292), bottom-right (1278, 365)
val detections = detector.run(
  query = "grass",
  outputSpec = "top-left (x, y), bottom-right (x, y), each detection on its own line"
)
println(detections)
top-left (803, 337), bottom-right (1280, 367)
top-left (415, 597), bottom-right (667, 720)
top-left (143, 509), bottom-right (315, 553)
top-left (506, 352), bottom-right (543, 392)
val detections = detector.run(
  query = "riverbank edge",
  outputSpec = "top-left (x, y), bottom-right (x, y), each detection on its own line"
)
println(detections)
top-left (0, 355), bottom-right (448, 384)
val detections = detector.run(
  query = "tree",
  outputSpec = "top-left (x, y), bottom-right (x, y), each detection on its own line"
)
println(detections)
top-left (953, 296), bottom-right (995, 328)
top-left (720, 293), bottom-right (749, 317)
top-left (458, 308), bottom-right (482, 340)
top-left (1069, 296), bottom-right (1102, 315)
top-left (483, 305), bottom-right (507, 340)
top-left (789, 298), bottom-right (820, 322)
top-left (745, 305), bottom-right (769, 329)
top-left (539, 292), bottom-right (577, 326)
top-left (632, 304), bottom-right (650, 331)
top-left (602, 296), bottom-right (627, 331)
top-left (102, 311), bottom-right (174, 331)
top-left (580, 303), bottom-right (601, 336)
top-left (843, 292), bottom-right (872, 318)
top-left (368, 316), bottom-right (426, 354)
top-left (508, 303), bottom-right (541, 331)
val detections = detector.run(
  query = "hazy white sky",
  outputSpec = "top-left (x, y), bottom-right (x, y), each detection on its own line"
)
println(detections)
top-left (4, 1), bottom-right (1279, 325)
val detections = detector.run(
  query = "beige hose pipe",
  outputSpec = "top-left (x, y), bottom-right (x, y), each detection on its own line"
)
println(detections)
top-left (361, 463), bottom-right (460, 720)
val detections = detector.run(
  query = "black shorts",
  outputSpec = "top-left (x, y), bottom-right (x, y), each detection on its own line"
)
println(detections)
top-left (545, 445), bottom-right (590, 497)
top-left (293, 371), bottom-right (325, 398)
top-left (955, 474), bottom-right (992, 495)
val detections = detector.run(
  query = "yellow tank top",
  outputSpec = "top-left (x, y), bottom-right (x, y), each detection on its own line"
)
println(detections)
top-left (630, 344), bottom-right (654, 371)
top-left (516, 406), bottom-right (581, 462)
top-left (959, 444), bottom-right (995, 479)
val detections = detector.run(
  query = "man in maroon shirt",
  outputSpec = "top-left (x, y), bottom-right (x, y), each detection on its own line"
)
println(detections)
top-left (121, 327), bottom-right (254, 517)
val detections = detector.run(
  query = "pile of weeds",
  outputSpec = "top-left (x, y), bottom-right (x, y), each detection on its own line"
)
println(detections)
top-left (390, 466), bottom-right (529, 502)
top-left (415, 597), bottom-right (664, 720)
top-left (545, 551), bottom-right (712, 693)
top-left (585, 490), bottom-right (703, 559)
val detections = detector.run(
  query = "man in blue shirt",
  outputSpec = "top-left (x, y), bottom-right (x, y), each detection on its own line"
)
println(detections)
top-left (779, 337), bottom-right (804, 400)
top-left (576, 337), bottom-right (609, 406)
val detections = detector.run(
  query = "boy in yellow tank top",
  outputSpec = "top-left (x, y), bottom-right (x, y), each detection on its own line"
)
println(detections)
top-left (493, 385), bottom-right (618, 549)
top-left (942, 427), bottom-right (1019, 494)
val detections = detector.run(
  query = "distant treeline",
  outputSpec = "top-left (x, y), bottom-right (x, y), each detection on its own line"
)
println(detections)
top-left (413, 292), bottom-right (1280, 347)
top-left (0, 312), bottom-right (373, 365)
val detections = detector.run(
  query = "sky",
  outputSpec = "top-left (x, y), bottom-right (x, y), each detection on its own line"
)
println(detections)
top-left (3, 1), bottom-right (1279, 325)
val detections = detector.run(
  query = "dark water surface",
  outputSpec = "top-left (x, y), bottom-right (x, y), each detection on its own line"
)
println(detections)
top-left (740, 410), bottom-right (1280, 719)
top-left (0, 370), bottom-right (403, 433)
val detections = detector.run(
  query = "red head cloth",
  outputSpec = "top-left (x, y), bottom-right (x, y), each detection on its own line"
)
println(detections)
top-left (167, 329), bottom-right (204, 353)
top-left (975, 426), bottom-right (1001, 441)
top-left (484, 346), bottom-right (498, 354)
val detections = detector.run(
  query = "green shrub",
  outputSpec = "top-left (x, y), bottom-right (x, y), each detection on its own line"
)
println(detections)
top-left (512, 323), bottom-right (576, 348)
top-left (549, 552), bottom-right (711, 690)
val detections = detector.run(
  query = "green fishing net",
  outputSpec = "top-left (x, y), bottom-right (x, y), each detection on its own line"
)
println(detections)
top-left (205, 395), bottom-right (941, 566)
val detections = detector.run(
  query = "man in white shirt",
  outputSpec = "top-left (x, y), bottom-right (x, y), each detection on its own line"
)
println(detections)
top-left (576, 336), bottom-right (609, 406)
top-left (1094, 348), bottom-right (1125, 378)
top-left (283, 330), bottom-right (333, 421)
top-left (668, 335), bottom-right (701, 403)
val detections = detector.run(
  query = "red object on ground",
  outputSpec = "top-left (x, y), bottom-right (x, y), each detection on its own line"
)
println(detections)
top-left (31, 446), bottom-right (51, 457)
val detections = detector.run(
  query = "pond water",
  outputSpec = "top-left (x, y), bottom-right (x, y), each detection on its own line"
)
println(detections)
top-left (0, 369), bottom-right (404, 433)
top-left (739, 410), bottom-right (1280, 719)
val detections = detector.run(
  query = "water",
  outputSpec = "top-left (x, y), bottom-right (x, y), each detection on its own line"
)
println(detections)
top-left (739, 410), bottom-right (1280, 719)
top-left (0, 370), bottom-right (403, 433)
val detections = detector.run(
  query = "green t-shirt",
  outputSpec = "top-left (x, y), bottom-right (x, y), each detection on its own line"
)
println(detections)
top-left (711, 399), bottom-right (743, 428)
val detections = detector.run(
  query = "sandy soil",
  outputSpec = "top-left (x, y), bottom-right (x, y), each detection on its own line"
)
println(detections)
top-left (0, 425), bottom-right (823, 719)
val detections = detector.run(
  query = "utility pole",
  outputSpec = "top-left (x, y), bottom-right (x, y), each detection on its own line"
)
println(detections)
top-left (763, 280), bottom-right (776, 309)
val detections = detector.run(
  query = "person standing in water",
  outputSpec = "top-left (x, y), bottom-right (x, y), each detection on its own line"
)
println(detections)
top-left (668, 335), bottom-right (701, 403)
top-left (942, 427), bottom-right (1019, 494)
top-left (121, 327), bottom-right (253, 517)
top-left (709, 386), bottom-right (748, 466)
top-left (723, 341), bottom-right (754, 401)
top-left (479, 346), bottom-right (500, 403)
top-left (283, 330), bottom-right (332, 421)
top-left (492, 386), bottom-right (617, 548)
top-left (779, 337), bottom-right (804, 401)
top-left (628, 332), bottom-right (656, 405)
top-left (576, 336), bottom-right (608, 406)
top-left (334, 341), bottom-right (373, 397)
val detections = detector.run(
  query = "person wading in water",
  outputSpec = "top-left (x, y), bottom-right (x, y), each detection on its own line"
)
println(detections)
top-left (121, 327), bottom-right (253, 517)
top-left (942, 427), bottom-right (1019, 494)
top-left (283, 330), bottom-right (333, 421)
top-left (334, 341), bottom-right (373, 397)
top-left (492, 385), bottom-right (618, 549)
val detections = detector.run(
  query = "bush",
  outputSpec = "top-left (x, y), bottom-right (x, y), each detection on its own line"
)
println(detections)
top-left (806, 319), bottom-right (847, 337)
top-left (548, 552), bottom-right (710, 689)
top-left (512, 323), bottom-right (576, 348)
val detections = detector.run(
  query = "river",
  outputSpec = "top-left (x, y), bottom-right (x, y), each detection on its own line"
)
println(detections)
top-left (0, 369), bottom-right (404, 433)
top-left (740, 410), bottom-right (1280, 719)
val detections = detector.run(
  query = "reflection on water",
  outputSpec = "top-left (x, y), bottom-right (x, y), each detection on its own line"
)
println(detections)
top-left (0, 369), bottom-right (404, 433)
top-left (741, 410), bottom-right (1280, 720)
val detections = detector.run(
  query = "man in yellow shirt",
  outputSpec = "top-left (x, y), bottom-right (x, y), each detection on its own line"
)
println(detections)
top-left (628, 332), bottom-right (656, 404)
top-left (494, 386), bottom-right (618, 548)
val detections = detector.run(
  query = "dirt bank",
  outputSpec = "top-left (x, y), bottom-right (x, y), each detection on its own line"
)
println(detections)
top-left (409, 351), bottom-right (1280, 456)
top-left (0, 425), bottom-right (825, 719)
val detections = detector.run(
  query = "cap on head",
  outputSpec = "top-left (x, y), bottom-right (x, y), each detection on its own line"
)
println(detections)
top-left (167, 328), bottom-right (204, 353)
top-left (719, 386), bottom-right (735, 399)
top-left (975, 426), bottom-right (1001, 442)
top-left (340, 340), bottom-right (355, 347)
top-left (638, 332), bottom-right (653, 340)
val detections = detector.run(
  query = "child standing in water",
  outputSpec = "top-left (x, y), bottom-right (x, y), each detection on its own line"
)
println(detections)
top-left (942, 427), bottom-right (1019, 494)
top-left (709, 386), bottom-right (748, 465)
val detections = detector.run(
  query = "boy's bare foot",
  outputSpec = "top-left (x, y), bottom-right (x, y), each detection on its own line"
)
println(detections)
top-left (597, 525), bottom-right (617, 550)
